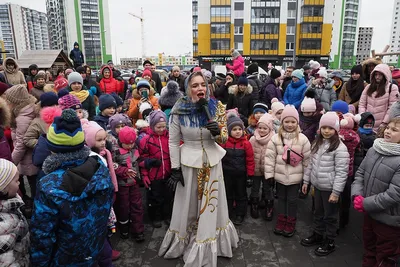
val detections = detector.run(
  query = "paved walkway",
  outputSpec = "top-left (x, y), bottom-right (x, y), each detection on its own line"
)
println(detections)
top-left (111, 190), bottom-right (364, 267)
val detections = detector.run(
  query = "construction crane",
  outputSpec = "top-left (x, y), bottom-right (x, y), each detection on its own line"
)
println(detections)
top-left (128, 8), bottom-right (145, 61)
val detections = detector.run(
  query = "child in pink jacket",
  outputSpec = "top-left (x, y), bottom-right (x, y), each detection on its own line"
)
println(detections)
top-left (226, 49), bottom-right (245, 77)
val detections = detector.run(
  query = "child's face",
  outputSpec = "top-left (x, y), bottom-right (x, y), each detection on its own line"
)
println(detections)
top-left (154, 122), bottom-right (167, 136)
top-left (102, 107), bottom-right (116, 117)
top-left (257, 123), bottom-right (270, 137)
top-left (254, 112), bottom-right (264, 121)
top-left (275, 109), bottom-right (283, 120)
top-left (37, 78), bottom-right (46, 86)
top-left (384, 122), bottom-right (400, 143)
top-left (116, 106), bottom-right (123, 113)
top-left (76, 109), bottom-right (84, 119)
top-left (363, 123), bottom-right (373, 129)
top-left (95, 130), bottom-right (107, 151)
top-left (114, 123), bottom-right (125, 135)
top-left (230, 126), bottom-right (243, 139)
top-left (122, 142), bottom-right (134, 151)
top-left (144, 75), bottom-right (151, 81)
top-left (321, 126), bottom-right (336, 139)
top-left (303, 112), bottom-right (314, 117)
top-left (283, 117), bottom-right (298, 133)
top-left (4, 172), bottom-right (20, 198)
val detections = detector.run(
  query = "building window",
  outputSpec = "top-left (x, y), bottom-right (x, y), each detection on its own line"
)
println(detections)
top-left (193, 31), bottom-right (198, 38)
top-left (251, 24), bottom-right (279, 34)
top-left (211, 7), bottom-right (231, 17)
top-left (301, 23), bottom-right (322, 33)
top-left (287, 9), bottom-right (296, 18)
top-left (211, 40), bottom-right (230, 50)
top-left (211, 23), bottom-right (230, 34)
top-left (235, 42), bottom-right (243, 50)
top-left (251, 7), bottom-right (279, 18)
top-left (286, 42), bottom-right (294, 50)
top-left (234, 26), bottom-right (243, 34)
top-left (251, 40), bottom-right (278, 50)
top-left (300, 40), bottom-right (321, 49)
top-left (193, 44), bottom-right (198, 52)
top-left (287, 26), bottom-right (295, 35)
top-left (302, 6), bottom-right (324, 17)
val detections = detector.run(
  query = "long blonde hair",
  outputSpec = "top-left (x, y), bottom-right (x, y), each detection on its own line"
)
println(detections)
top-left (278, 120), bottom-right (300, 143)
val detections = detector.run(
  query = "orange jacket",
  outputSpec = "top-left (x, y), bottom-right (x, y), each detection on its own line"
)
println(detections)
top-left (127, 88), bottom-right (159, 123)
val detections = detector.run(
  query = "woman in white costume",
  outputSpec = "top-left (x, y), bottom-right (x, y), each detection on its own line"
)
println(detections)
top-left (158, 71), bottom-right (239, 266)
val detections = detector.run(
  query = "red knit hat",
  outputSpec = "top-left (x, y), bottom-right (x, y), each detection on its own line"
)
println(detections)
top-left (142, 69), bottom-right (152, 78)
top-left (118, 126), bottom-right (136, 144)
top-left (54, 78), bottom-right (69, 92)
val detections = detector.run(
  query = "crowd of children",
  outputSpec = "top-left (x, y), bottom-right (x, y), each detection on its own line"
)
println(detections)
top-left (0, 63), bottom-right (399, 266)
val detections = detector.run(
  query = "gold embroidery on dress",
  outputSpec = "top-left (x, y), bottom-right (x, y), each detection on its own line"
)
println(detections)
top-left (214, 101), bottom-right (228, 144)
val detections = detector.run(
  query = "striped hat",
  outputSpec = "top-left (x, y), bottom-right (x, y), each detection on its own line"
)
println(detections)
top-left (0, 159), bottom-right (18, 193)
top-left (47, 109), bottom-right (85, 153)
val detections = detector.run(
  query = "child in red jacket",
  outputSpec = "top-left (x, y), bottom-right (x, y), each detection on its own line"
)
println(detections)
top-left (221, 114), bottom-right (255, 225)
top-left (139, 110), bottom-right (172, 228)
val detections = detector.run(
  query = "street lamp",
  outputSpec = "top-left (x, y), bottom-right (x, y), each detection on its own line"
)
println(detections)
top-left (128, 8), bottom-right (145, 61)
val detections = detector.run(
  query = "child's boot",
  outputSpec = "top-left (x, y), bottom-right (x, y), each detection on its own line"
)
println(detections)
top-left (301, 232), bottom-right (324, 247)
top-left (264, 200), bottom-right (274, 221)
top-left (133, 232), bottom-right (145, 243)
top-left (273, 214), bottom-right (286, 235)
top-left (250, 197), bottom-right (259, 219)
top-left (282, 216), bottom-right (296, 237)
top-left (314, 238), bottom-right (335, 256)
top-left (119, 221), bottom-right (129, 239)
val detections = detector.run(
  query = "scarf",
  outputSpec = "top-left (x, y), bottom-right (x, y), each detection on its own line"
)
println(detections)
top-left (254, 128), bottom-right (274, 145)
top-left (70, 89), bottom-right (89, 103)
top-left (99, 149), bottom-right (118, 192)
top-left (170, 96), bottom-right (217, 128)
top-left (373, 138), bottom-right (400, 156)
top-left (346, 78), bottom-right (365, 104)
top-left (358, 127), bottom-right (373, 135)
top-left (333, 79), bottom-right (343, 92)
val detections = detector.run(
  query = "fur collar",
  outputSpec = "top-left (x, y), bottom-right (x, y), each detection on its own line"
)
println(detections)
top-left (228, 84), bottom-right (253, 96)
top-left (43, 146), bottom-right (91, 174)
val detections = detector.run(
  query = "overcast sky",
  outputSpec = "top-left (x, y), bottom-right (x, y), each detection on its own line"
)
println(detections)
top-left (0, 0), bottom-right (395, 61)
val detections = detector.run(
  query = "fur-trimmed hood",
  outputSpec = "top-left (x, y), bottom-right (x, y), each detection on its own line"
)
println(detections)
top-left (0, 97), bottom-right (10, 128)
top-left (3, 58), bottom-right (20, 74)
top-left (43, 146), bottom-right (91, 174)
top-left (228, 84), bottom-right (253, 96)
top-left (362, 57), bottom-right (383, 78)
top-left (132, 87), bottom-right (157, 100)
top-left (158, 80), bottom-right (183, 109)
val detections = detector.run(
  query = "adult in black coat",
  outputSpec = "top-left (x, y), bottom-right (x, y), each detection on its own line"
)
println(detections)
top-left (215, 72), bottom-right (234, 104)
top-left (282, 66), bottom-right (294, 93)
top-left (143, 60), bottom-right (162, 93)
top-left (247, 63), bottom-right (264, 103)
top-left (69, 42), bottom-right (84, 69)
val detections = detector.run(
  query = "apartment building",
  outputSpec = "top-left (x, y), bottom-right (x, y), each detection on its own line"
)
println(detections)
top-left (387, 0), bottom-right (400, 66)
top-left (356, 27), bottom-right (373, 65)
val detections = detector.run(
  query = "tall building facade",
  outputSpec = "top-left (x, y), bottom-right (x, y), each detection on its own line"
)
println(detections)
top-left (192, 0), bottom-right (334, 70)
top-left (46, 0), bottom-right (112, 68)
top-left (387, 0), bottom-right (400, 66)
top-left (329, 0), bottom-right (361, 69)
top-left (356, 27), bottom-right (373, 65)
top-left (0, 4), bottom-right (49, 60)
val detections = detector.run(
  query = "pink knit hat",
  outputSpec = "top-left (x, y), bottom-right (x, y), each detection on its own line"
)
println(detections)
top-left (119, 126), bottom-right (137, 144)
top-left (40, 106), bottom-right (62, 127)
top-left (58, 94), bottom-right (82, 110)
top-left (82, 121), bottom-right (104, 148)
top-left (280, 105), bottom-right (299, 123)
top-left (319, 112), bottom-right (340, 132)
top-left (300, 97), bottom-right (316, 113)
top-left (257, 113), bottom-right (274, 130)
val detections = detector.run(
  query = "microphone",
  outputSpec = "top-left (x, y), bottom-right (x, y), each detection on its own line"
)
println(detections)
top-left (197, 98), bottom-right (213, 122)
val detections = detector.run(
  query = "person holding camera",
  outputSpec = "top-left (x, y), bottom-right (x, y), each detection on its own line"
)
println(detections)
top-left (127, 79), bottom-right (159, 124)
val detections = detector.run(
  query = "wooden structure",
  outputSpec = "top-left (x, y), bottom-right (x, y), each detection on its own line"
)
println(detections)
top-left (17, 49), bottom-right (73, 74)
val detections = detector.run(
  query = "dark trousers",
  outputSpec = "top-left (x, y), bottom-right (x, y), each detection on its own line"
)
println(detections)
top-left (115, 184), bottom-right (144, 234)
top-left (250, 176), bottom-right (274, 201)
top-left (313, 188), bottom-right (339, 239)
top-left (146, 179), bottom-right (173, 221)
top-left (19, 175), bottom-right (37, 199)
top-left (224, 170), bottom-right (247, 217)
top-left (363, 215), bottom-right (400, 267)
top-left (339, 176), bottom-right (353, 226)
top-left (98, 238), bottom-right (114, 267)
top-left (276, 183), bottom-right (299, 218)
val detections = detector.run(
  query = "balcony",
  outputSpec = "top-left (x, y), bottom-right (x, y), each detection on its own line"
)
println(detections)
top-left (211, 33), bottom-right (231, 39)
top-left (249, 50), bottom-right (278, 55)
top-left (298, 49), bottom-right (321, 55)
top-left (300, 33), bottom-right (322, 39)
top-left (211, 0), bottom-right (230, 5)
top-left (251, 34), bottom-right (279, 40)
top-left (303, 0), bottom-right (324, 6)
top-left (301, 16), bottom-right (323, 23)
top-left (210, 49), bottom-right (231, 55)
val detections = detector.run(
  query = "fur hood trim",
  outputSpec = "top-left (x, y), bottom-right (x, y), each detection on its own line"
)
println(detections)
top-left (43, 146), bottom-right (91, 174)
top-left (135, 119), bottom-right (149, 129)
top-left (0, 98), bottom-right (11, 128)
top-left (228, 84), bottom-right (253, 96)
top-left (158, 81), bottom-right (183, 108)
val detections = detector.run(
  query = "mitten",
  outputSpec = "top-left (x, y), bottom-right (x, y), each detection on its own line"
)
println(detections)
top-left (353, 195), bottom-right (365, 212)
top-left (205, 121), bottom-right (220, 136)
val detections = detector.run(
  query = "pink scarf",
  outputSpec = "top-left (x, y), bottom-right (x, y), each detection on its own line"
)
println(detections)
top-left (100, 148), bottom-right (118, 192)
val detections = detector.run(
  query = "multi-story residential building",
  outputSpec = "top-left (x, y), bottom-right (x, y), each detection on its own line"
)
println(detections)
top-left (46, 0), bottom-right (112, 68)
top-left (192, 0), bottom-right (335, 70)
top-left (330, 0), bottom-right (361, 70)
top-left (0, 4), bottom-right (50, 60)
top-left (356, 27), bottom-right (373, 65)
top-left (387, 0), bottom-right (400, 66)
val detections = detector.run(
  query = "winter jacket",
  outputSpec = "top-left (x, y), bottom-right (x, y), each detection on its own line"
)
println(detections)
top-left (226, 55), bottom-right (245, 77)
top-left (0, 99), bottom-right (11, 161)
top-left (282, 77), bottom-right (292, 93)
top-left (303, 140), bottom-right (349, 195)
top-left (127, 88), bottom-right (159, 124)
top-left (168, 74), bottom-right (186, 93)
top-left (23, 117), bottom-right (46, 149)
top-left (351, 147), bottom-right (400, 227)
top-left (139, 129), bottom-right (171, 181)
top-left (248, 74), bottom-right (263, 104)
top-left (249, 133), bottom-right (272, 177)
top-left (136, 127), bottom-right (149, 149)
top-left (353, 132), bottom-right (376, 174)
top-left (260, 79), bottom-right (283, 108)
top-left (299, 113), bottom-right (321, 144)
top-left (307, 78), bottom-right (337, 111)
top-left (30, 86), bottom-right (45, 102)
top-left (69, 43), bottom-right (85, 67)
top-left (93, 114), bottom-right (110, 131)
top-left (226, 84), bottom-right (255, 118)
top-left (26, 64), bottom-right (38, 90)
top-left (114, 146), bottom-right (141, 187)
top-left (99, 66), bottom-right (124, 95)
top-left (32, 134), bottom-right (50, 180)
top-left (67, 85), bottom-right (96, 120)
top-left (0, 58), bottom-right (26, 86)
top-left (214, 82), bottom-right (231, 104)
top-left (84, 77), bottom-right (101, 98)
top-left (338, 80), bottom-right (368, 109)
top-left (30, 148), bottom-right (113, 266)
top-left (12, 104), bottom-right (38, 176)
top-left (0, 195), bottom-right (30, 267)
top-left (358, 64), bottom-right (399, 132)
top-left (265, 133), bottom-right (311, 185)
top-left (284, 78), bottom-right (308, 109)
top-left (220, 136), bottom-right (255, 176)
top-left (339, 128), bottom-right (360, 176)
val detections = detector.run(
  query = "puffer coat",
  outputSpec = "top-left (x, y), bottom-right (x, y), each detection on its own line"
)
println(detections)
top-left (226, 84), bottom-right (256, 118)
top-left (358, 64), bottom-right (399, 132)
top-left (351, 146), bottom-right (400, 227)
top-left (303, 139), bottom-right (349, 195)
top-left (307, 78), bottom-right (337, 111)
top-left (221, 136), bottom-right (255, 176)
top-left (249, 132), bottom-right (272, 176)
top-left (265, 133), bottom-right (311, 185)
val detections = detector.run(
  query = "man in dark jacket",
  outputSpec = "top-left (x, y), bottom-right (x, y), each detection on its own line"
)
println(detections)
top-left (26, 64), bottom-right (38, 90)
top-left (282, 66), bottom-right (294, 93)
top-left (69, 42), bottom-right (85, 69)
top-left (247, 63), bottom-right (264, 103)
top-left (143, 60), bottom-right (162, 93)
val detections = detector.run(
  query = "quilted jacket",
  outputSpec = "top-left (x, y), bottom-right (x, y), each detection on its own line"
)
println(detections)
top-left (220, 135), bottom-right (255, 176)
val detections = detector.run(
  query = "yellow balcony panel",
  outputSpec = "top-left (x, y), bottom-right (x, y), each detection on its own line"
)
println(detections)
top-left (243, 24), bottom-right (251, 55)
top-left (210, 16), bottom-right (230, 23)
top-left (211, 34), bottom-right (231, 39)
top-left (299, 33), bottom-right (322, 39)
top-left (304, 0), bottom-right (324, 5)
top-left (211, 0), bottom-right (231, 5)
top-left (193, 38), bottom-right (198, 43)
top-left (193, 52), bottom-right (198, 57)
top-left (211, 49), bottom-right (231, 55)
top-left (303, 16), bottom-right (323, 23)
top-left (250, 50), bottom-right (278, 55)
top-left (298, 49), bottom-right (321, 55)
top-left (250, 34), bottom-right (278, 39)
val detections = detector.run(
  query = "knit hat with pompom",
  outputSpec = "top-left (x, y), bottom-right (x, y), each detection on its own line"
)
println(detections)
top-left (340, 113), bottom-right (356, 130)
top-left (40, 106), bottom-right (62, 127)
top-left (271, 98), bottom-right (284, 116)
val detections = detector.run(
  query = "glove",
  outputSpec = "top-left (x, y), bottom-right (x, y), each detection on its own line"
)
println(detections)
top-left (246, 176), bottom-right (253, 188)
top-left (205, 121), bottom-right (220, 136)
top-left (145, 158), bottom-right (162, 169)
top-left (167, 168), bottom-right (184, 191)
top-left (142, 176), bottom-right (151, 189)
top-left (353, 195), bottom-right (365, 212)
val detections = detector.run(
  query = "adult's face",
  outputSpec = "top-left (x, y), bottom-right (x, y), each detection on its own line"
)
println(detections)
top-left (31, 69), bottom-right (38, 76)
top-left (144, 63), bottom-right (152, 70)
top-left (103, 69), bottom-right (111, 79)
top-left (292, 76), bottom-right (299, 83)
top-left (108, 63), bottom-right (114, 69)
top-left (352, 73), bottom-right (360, 80)
top-left (226, 76), bottom-right (233, 84)
top-left (6, 63), bottom-right (14, 71)
top-left (173, 69), bottom-right (180, 77)
top-left (189, 75), bottom-right (207, 103)
top-left (285, 68), bottom-right (294, 77)
top-left (74, 45), bottom-right (79, 49)
top-left (368, 64), bottom-right (375, 73)
top-left (374, 72), bottom-right (384, 83)
top-left (151, 65), bottom-right (156, 72)
top-left (80, 72), bottom-right (87, 79)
